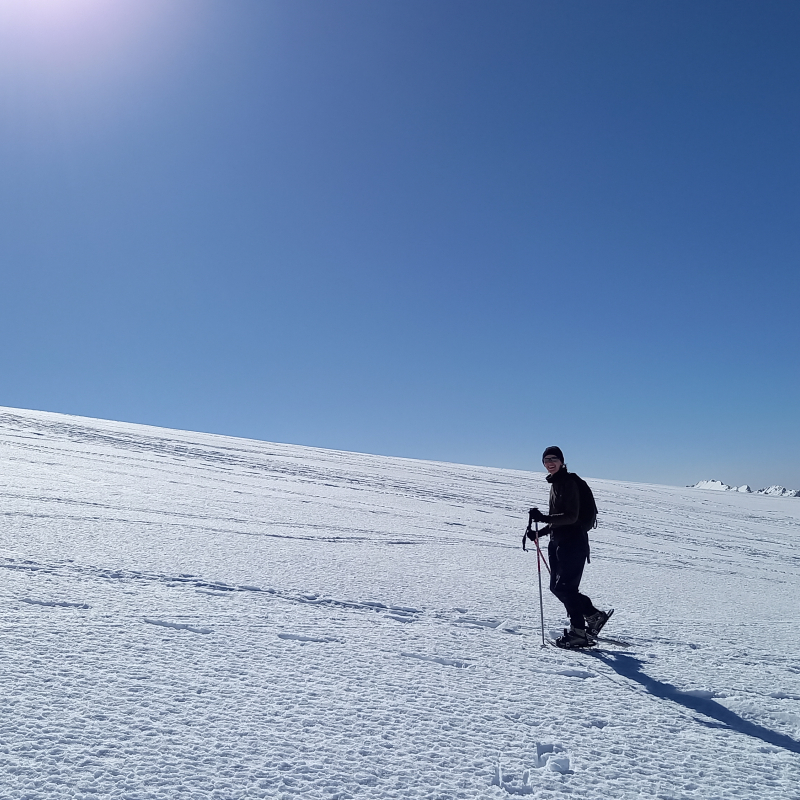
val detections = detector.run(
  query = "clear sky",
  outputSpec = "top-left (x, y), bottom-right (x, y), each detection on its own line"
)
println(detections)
top-left (1, 0), bottom-right (798, 489)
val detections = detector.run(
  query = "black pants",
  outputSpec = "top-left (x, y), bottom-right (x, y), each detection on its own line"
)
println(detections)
top-left (548, 538), bottom-right (598, 629)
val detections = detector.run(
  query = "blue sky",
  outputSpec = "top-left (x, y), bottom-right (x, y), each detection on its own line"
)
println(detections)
top-left (1, 0), bottom-right (798, 488)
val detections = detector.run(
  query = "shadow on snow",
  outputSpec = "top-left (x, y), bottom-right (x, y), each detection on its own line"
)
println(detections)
top-left (588, 651), bottom-right (800, 755)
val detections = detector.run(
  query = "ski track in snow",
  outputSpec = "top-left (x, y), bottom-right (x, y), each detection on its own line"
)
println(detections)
top-left (0, 407), bottom-right (799, 799)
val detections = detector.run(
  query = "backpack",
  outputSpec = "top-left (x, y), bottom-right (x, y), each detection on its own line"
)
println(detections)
top-left (570, 473), bottom-right (598, 532)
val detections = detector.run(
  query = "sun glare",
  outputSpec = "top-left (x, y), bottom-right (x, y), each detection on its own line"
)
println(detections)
top-left (1, 0), bottom-right (144, 41)
top-left (0, 0), bottom-right (205, 111)
top-left (0, 1), bottom-right (152, 75)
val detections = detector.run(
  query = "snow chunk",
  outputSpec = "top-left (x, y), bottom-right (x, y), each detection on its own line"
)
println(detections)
top-left (684, 689), bottom-right (716, 699)
top-left (548, 755), bottom-right (572, 774)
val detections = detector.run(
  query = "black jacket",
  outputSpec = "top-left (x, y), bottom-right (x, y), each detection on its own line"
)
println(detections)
top-left (540, 467), bottom-right (586, 545)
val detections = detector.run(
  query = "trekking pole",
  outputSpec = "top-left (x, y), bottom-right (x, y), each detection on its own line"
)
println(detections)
top-left (535, 531), bottom-right (550, 575)
top-left (534, 519), bottom-right (546, 647)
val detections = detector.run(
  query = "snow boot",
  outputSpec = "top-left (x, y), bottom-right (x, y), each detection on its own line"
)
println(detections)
top-left (555, 626), bottom-right (591, 649)
top-left (586, 609), bottom-right (613, 638)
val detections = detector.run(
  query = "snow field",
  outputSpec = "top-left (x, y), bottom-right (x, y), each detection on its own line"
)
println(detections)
top-left (0, 407), bottom-right (798, 799)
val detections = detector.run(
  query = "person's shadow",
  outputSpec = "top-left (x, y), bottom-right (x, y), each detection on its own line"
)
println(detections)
top-left (585, 650), bottom-right (800, 755)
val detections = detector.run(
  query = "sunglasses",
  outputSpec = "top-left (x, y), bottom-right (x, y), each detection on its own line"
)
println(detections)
top-left (543, 456), bottom-right (561, 464)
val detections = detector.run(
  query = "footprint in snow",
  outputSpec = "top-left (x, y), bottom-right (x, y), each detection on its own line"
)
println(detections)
top-left (21, 597), bottom-right (90, 609)
top-left (400, 652), bottom-right (472, 669)
top-left (491, 762), bottom-right (534, 795)
top-left (452, 616), bottom-right (521, 634)
top-left (286, 592), bottom-right (423, 622)
top-left (492, 745), bottom-right (572, 795)
top-left (557, 668), bottom-right (597, 679)
top-left (143, 618), bottom-right (213, 635)
top-left (277, 633), bottom-right (340, 644)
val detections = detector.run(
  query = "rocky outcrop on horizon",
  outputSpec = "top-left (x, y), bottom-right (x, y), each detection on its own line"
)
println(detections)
top-left (754, 485), bottom-right (800, 497)
top-left (689, 480), bottom-right (798, 497)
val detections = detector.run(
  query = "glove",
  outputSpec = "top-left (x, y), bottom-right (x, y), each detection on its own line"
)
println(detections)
top-left (529, 507), bottom-right (548, 524)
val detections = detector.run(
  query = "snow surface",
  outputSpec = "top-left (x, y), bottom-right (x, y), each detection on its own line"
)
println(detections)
top-left (1, 406), bottom-right (799, 799)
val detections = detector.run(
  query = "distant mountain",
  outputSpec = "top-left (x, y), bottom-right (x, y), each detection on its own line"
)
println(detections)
top-left (755, 485), bottom-right (800, 497)
top-left (690, 480), bottom-right (798, 497)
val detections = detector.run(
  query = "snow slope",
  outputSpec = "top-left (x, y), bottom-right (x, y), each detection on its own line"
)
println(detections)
top-left (1, 407), bottom-right (798, 799)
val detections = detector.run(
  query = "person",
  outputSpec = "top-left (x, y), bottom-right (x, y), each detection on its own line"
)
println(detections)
top-left (527, 446), bottom-right (610, 648)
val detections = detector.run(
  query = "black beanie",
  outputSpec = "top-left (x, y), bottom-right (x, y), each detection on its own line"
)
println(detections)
top-left (542, 446), bottom-right (565, 463)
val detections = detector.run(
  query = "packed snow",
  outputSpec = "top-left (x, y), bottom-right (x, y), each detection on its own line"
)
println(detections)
top-left (1, 407), bottom-right (799, 799)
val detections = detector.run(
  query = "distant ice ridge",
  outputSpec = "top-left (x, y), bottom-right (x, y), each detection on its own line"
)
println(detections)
top-left (756, 485), bottom-right (800, 497)
top-left (691, 480), bottom-right (743, 492)
top-left (690, 480), bottom-right (799, 497)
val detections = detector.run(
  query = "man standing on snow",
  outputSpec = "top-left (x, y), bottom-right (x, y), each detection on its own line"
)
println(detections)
top-left (527, 446), bottom-right (610, 648)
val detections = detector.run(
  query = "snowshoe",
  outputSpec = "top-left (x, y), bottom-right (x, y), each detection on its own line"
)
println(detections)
top-left (554, 627), bottom-right (592, 649)
top-left (586, 609), bottom-right (613, 638)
